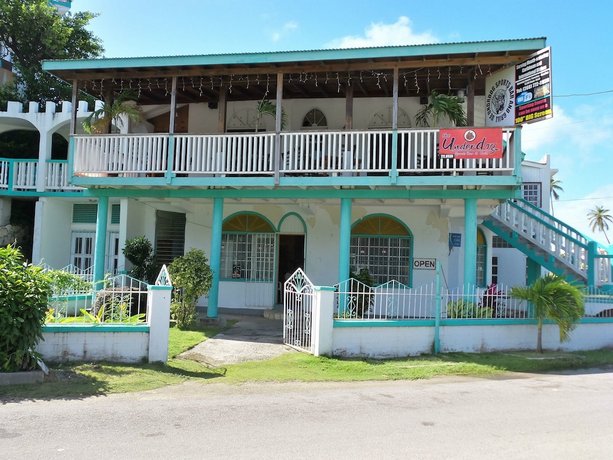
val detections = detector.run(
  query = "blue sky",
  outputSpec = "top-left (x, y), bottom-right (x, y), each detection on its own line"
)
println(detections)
top-left (74, 0), bottom-right (613, 243)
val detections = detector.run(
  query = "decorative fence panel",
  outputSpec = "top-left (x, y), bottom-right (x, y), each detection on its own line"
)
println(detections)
top-left (283, 268), bottom-right (314, 352)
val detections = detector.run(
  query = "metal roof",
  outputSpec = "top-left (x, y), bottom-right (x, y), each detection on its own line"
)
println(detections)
top-left (43, 37), bottom-right (547, 74)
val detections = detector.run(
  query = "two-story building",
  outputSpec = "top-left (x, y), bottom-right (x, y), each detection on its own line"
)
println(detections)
top-left (2, 36), bottom-right (607, 318)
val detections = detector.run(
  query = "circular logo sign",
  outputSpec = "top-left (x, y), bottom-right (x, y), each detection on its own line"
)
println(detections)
top-left (464, 130), bottom-right (476, 142)
top-left (486, 78), bottom-right (515, 125)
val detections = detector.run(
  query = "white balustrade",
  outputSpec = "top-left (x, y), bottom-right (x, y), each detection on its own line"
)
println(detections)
top-left (174, 133), bottom-right (275, 175)
top-left (280, 130), bottom-right (392, 174)
top-left (13, 161), bottom-right (37, 190)
top-left (45, 161), bottom-right (82, 191)
top-left (73, 134), bottom-right (168, 176)
top-left (71, 129), bottom-right (517, 178)
top-left (0, 160), bottom-right (8, 189)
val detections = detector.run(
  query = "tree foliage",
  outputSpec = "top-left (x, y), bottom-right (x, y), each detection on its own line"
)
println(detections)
top-left (0, 0), bottom-right (103, 102)
top-left (168, 249), bottom-right (212, 329)
top-left (82, 92), bottom-right (142, 134)
top-left (0, 245), bottom-right (51, 371)
top-left (511, 274), bottom-right (585, 353)
top-left (122, 236), bottom-right (156, 283)
top-left (588, 205), bottom-right (612, 245)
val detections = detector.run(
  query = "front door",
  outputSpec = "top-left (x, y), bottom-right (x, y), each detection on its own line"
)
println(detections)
top-left (277, 234), bottom-right (305, 304)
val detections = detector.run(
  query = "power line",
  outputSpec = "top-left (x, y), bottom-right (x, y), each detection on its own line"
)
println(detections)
top-left (555, 89), bottom-right (613, 98)
top-left (557, 196), bottom-right (613, 202)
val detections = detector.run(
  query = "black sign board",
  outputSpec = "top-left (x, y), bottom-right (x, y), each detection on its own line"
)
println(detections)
top-left (449, 233), bottom-right (462, 248)
top-left (514, 47), bottom-right (553, 124)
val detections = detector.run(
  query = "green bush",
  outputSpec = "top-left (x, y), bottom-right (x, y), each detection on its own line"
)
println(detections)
top-left (169, 249), bottom-right (212, 329)
top-left (46, 269), bottom-right (91, 295)
top-left (446, 299), bottom-right (493, 319)
top-left (0, 245), bottom-right (51, 371)
top-left (123, 236), bottom-right (156, 283)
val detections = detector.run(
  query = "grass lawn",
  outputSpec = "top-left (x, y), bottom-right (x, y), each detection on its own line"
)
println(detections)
top-left (2, 325), bottom-right (613, 400)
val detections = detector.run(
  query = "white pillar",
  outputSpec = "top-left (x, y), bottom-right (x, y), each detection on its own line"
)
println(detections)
top-left (311, 286), bottom-right (335, 357)
top-left (37, 130), bottom-right (53, 192)
top-left (147, 285), bottom-right (172, 363)
top-left (31, 199), bottom-right (44, 264)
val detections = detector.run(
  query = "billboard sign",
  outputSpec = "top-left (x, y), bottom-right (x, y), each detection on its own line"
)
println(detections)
top-left (514, 47), bottom-right (553, 124)
top-left (439, 128), bottom-right (503, 159)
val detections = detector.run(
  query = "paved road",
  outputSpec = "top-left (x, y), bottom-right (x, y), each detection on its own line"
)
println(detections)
top-left (2, 370), bottom-right (613, 459)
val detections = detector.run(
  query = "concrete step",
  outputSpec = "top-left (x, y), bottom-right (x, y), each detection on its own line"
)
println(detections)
top-left (263, 308), bottom-right (283, 320)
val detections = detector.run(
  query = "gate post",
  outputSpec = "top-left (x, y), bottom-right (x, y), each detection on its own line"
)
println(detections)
top-left (147, 285), bottom-right (172, 363)
top-left (312, 286), bottom-right (335, 356)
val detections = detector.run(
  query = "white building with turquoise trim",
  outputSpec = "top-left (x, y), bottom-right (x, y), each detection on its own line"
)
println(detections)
top-left (1, 37), bottom-right (611, 327)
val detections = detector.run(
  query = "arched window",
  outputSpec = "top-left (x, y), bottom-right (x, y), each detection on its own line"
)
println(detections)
top-left (476, 229), bottom-right (487, 287)
top-left (221, 213), bottom-right (276, 281)
top-left (350, 215), bottom-right (413, 285)
top-left (302, 108), bottom-right (327, 129)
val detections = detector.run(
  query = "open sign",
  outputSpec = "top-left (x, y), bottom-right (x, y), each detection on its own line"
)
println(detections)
top-left (413, 258), bottom-right (436, 270)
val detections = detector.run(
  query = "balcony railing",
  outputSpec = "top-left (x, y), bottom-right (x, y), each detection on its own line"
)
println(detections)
top-left (71, 128), bottom-right (518, 181)
top-left (0, 158), bottom-right (82, 193)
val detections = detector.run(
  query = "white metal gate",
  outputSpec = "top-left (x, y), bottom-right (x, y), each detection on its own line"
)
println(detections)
top-left (283, 268), bottom-right (314, 352)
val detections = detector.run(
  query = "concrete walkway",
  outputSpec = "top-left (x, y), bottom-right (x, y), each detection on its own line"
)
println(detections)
top-left (179, 315), bottom-right (296, 366)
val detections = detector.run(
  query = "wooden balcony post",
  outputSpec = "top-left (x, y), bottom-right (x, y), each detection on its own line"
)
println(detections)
top-left (274, 72), bottom-right (284, 185)
top-left (166, 77), bottom-right (178, 184)
top-left (467, 68), bottom-right (475, 126)
top-left (217, 82), bottom-right (227, 133)
top-left (345, 85), bottom-right (353, 130)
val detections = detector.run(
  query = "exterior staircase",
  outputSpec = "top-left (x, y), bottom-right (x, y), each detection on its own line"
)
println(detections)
top-left (482, 199), bottom-right (612, 287)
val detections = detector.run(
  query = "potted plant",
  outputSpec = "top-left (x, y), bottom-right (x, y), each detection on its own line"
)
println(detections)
top-left (415, 90), bottom-right (467, 127)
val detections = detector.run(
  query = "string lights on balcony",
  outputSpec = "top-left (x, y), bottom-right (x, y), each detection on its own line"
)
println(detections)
top-left (79, 64), bottom-right (488, 102)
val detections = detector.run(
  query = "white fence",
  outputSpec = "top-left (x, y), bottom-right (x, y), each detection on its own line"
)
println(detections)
top-left (283, 268), bottom-right (314, 352)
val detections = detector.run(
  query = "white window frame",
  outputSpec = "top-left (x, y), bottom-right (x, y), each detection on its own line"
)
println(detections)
top-left (70, 231), bottom-right (95, 272)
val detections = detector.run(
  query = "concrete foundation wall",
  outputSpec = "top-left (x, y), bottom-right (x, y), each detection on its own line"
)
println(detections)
top-left (38, 330), bottom-right (149, 363)
top-left (331, 322), bottom-right (613, 357)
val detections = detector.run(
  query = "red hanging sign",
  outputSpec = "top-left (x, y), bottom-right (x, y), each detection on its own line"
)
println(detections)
top-left (438, 128), bottom-right (503, 159)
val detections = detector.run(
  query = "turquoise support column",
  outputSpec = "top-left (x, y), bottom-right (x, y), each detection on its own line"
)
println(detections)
top-left (339, 198), bottom-right (352, 282)
top-left (587, 240), bottom-right (598, 288)
top-left (93, 196), bottom-right (109, 290)
top-left (338, 198), bottom-right (352, 315)
top-left (463, 198), bottom-right (478, 290)
top-left (513, 126), bottom-right (523, 175)
top-left (526, 258), bottom-right (541, 285)
top-left (434, 262), bottom-right (441, 354)
top-left (208, 197), bottom-right (224, 318)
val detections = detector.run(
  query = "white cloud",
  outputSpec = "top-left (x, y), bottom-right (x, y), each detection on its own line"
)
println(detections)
top-left (326, 16), bottom-right (438, 49)
top-left (271, 21), bottom-right (298, 42)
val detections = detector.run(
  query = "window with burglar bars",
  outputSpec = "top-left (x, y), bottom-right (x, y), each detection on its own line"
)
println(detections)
top-left (522, 182), bottom-right (542, 208)
top-left (350, 236), bottom-right (411, 285)
top-left (221, 233), bottom-right (276, 281)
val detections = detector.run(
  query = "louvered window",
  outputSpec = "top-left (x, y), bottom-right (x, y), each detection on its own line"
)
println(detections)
top-left (155, 211), bottom-right (186, 266)
top-left (72, 204), bottom-right (98, 223)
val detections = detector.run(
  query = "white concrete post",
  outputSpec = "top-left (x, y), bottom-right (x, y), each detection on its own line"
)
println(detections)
top-left (31, 199), bottom-right (44, 264)
top-left (311, 286), bottom-right (335, 356)
top-left (36, 130), bottom-right (53, 192)
top-left (147, 285), bottom-right (172, 363)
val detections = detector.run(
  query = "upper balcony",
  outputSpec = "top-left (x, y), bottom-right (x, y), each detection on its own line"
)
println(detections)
top-left (71, 127), bottom-right (520, 189)
top-left (42, 37), bottom-right (546, 192)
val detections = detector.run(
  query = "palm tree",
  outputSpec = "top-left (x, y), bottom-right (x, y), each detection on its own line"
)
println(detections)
top-left (588, 205), bottom-right (613, 244)
top-left (82, 93), bottom-right (142, 134)
top-left (549, 177), bottom-right (563, 215)
top-left (511, 274), bottom-right (584, 353)
top-left (255, 99), bottom-right (286, 132)
top-left (415, 91), bottom-right (467, 127)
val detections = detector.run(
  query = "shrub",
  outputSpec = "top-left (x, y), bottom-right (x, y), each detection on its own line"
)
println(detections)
top-left (46, 269), bottom-right (91, 295)
top-left (0, 245), bottom-right (51, 371)
top-left (446, 299), bottom-right (493, 319)
top-left (123, 236), bottom-right (156, 283)
top-left (168, 249), bottom-right (213, 329)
